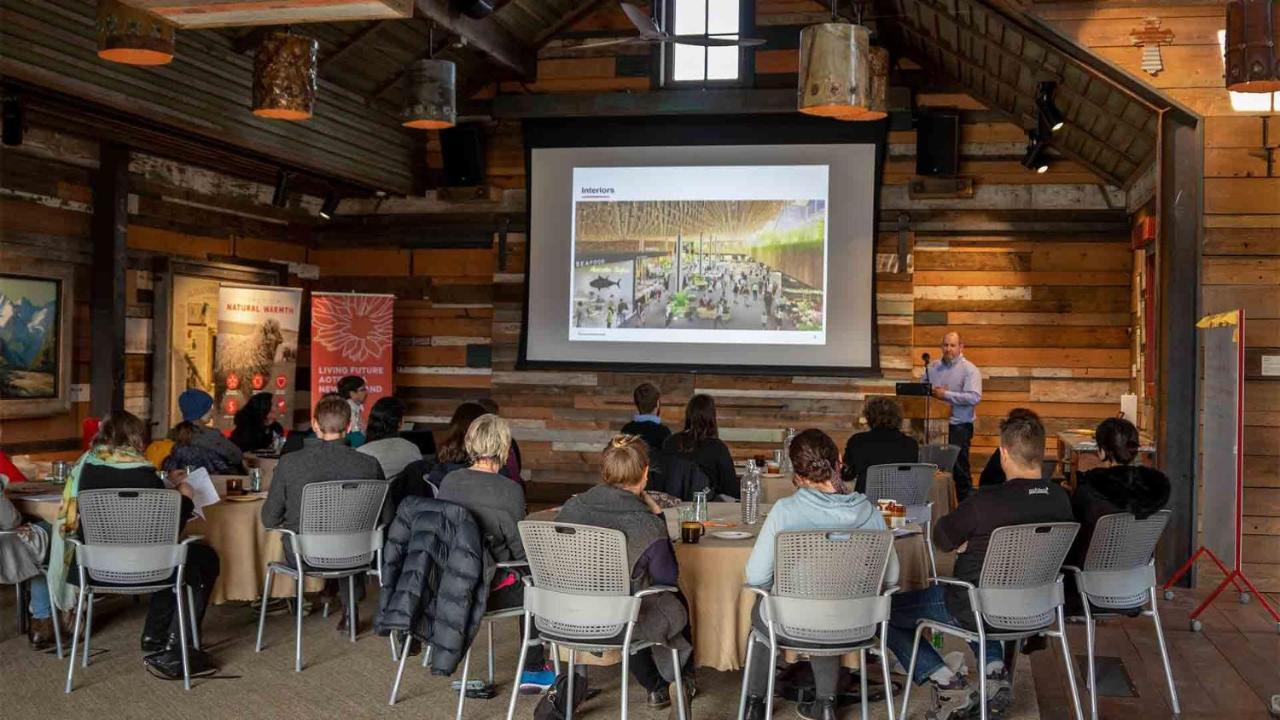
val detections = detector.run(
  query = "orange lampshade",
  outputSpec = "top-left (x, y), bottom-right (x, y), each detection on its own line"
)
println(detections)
top-left (97, 0), bottom-right (175, 66)
top-left (253, 31), bottom-right (318, 121)
top-left (1225, 0), bottom-right (1280, 92)
top-left (798, 22), bottom-right (871, 119)
top-left (402, 59), bottom-right (456, 130)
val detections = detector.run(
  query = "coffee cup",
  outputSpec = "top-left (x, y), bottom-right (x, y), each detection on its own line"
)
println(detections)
top-left (225, 477), bottom-right (243, 496)
top-left (680, 521), bottom-right (704, 544)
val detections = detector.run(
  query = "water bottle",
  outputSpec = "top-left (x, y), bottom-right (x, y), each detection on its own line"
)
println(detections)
top-left (780, 428), bottom-right (797, 474)
top-left (741, 464), bottom-right (761, 525)
top-left (249, 467), bottom-right (262, 493)
top-left (693, 489), bottom-right (709, 523)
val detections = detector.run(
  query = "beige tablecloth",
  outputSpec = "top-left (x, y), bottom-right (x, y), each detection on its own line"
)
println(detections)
top-left (760, 471), bottom-right (957, 524)
top-left (530, 501), bottom-right (930, 671)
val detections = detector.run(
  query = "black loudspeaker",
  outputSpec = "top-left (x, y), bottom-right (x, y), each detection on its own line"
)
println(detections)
top-left (2, 95), bottom-right (23, 147)
top-left (915, 109), bottom-right (959, 176)
top-left (441, 124), bottom-right (486, 187)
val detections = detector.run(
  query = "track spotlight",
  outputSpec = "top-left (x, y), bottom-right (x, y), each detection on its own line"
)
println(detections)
top-left (1021, 128), bottom-right (1050, 174)
top-left (272, 170), bottom-right (290, 208)
top-left (1036, 81), bottom-right (1064, 133)
top-left (319, 190), bottom-right (340, 220)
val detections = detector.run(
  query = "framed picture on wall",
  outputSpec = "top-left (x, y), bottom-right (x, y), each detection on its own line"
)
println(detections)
top-left (0, 264), bottom-right (74, 418)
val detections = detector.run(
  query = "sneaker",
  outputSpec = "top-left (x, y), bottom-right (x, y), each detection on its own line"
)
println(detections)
top-left (796, 695), bottom-right (837, 720)
top-left (743, 696), bottom-right (768, 720)
top-left (519, 667), bottom-right (557, 693)
top-left (926, 675), bottom-right (978, 720)
top-left (983, 667), bottom-right (1013, 718)
top-left (647, 686), bottom-right (671, 709)
top-left (667, 678), bottom-right (695, 720)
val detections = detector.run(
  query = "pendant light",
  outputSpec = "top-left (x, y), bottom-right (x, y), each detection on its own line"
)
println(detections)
top-left (252, 30), bottom-right (318, 121)
top-left (857, 45), bottom-right (890, 121)
top-left (797, 1), bottom-right (872, 119)
top-left (1225, 0), bottom-right (1280, 92)
top-left (402, 27), bottom-right (457, 130)
top-left (97, 0), bottom-right (175, 66)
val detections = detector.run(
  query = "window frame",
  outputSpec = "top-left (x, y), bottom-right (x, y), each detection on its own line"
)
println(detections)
top-left (658, 0), bottom-right (756, 89)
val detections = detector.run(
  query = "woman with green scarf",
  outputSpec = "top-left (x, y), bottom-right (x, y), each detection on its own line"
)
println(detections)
top-left (47, 411), bottom-right (221, 658)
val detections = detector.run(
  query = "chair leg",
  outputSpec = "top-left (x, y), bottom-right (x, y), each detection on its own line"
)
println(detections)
top-left (295, 573), bottom-right (305, 673)
top-left (880, 628), bottom-right (896, 720)
top-left (175, 574), bottom-right (192, 691)
top-left (1056, 609), bottom-right (1086, 720)
top-left (82, 592), bottom-right (94, 668)
top-left (390, 632), bottom-right (399, 661)
top-left (977, 635), bottom-right (989, 720)
top-left (737, 634), bottom-right (756, 720)
top-left (51, 601), bottom-right (64, 659)
top-left (64, 583), bottom-right (87, 694)
top-left (505, 614), bottom-right (534, 720)
top-left (455, 647), bottom-right (472, 720)
top-left (859, 648), bottom-right (870, 720)
top-left (551, 643), bottom-right (561, 676)
top-left (763, 638), bottom-right (777, 720)
top-left (423, 640), bottom-right (432, 667)
top-left (671, 646), bottom-right (687, 720)
top-left (1149, 588), bottom-right (1181, 715)
top-left (16, 582), bottom-right (28, 634)
top-left (347, 575), bottom-right (357, 643)
top-left (924, 519), bottom-right (938, 578)
top-left (256, 569), bottom-right (274, 652)
top-left (1085, 614), bottom-right (1098, 720)
top-left (390, 633), bottom-right (413, 706)
top-left (620, 642), bottom-right (631, 720)
top-left (186, 585), bottom-right (201, 650)
top-left (487, 621), bottom-right (495, 685)
top-left (566, 650), bottom-right (579, 720)
top-left (899, 623), bottom-right (927, 720)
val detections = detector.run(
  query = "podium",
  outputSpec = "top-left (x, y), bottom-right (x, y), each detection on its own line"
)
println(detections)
top-left (896, 382), bottom-right (934, 444)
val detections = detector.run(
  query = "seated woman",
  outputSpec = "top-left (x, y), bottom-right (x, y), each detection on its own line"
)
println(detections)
top-left (425, 402), bottom-right (488, 492)
top-left (1, 474), bottom-right (59, 650)
top-left (1064, 417), bottom-right (1170, 615)
top-left (842, 395), bottom-right (919, 493)
top-left (229, 392), bottom-right (284, 454)
top-left (161, 421), bottom-right (235, 475)
top-left (662, 394), bottom-right (738, 500)
top-left (356, 397), bottom-right (421, 481)
top-left (557, 435), bottom-right (694, 718)
top-left (148, 389), bottom-right (244, 471)
top-left (477, 398), bottom-right (523, 483)
top-left (46, 412), bottom-right (221, 674)
top-left (433, 414), bottom-right (549, 685)
top-left (742, 429), bottom-right (899, 720)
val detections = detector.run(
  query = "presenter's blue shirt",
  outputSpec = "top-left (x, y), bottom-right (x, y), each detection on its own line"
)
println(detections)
top-left (926, 354), bottom-right (983, 425)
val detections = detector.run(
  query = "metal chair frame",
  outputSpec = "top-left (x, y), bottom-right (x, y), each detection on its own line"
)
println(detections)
top-left (898, 522), bottom-right (1086, 720)
top-left (1063, 510), bottom-right (1179, 720)
top-left (255, 480), bottom-right (388, 672)
top-left (503, 520), bottom-right (688, 720)
top-left (63, 489), bottom-right (200, 692)
top-left (918, 445), bottom-right (961, 475)
top-left (864, 463), bottom-right (940, 576)
top-left (736, 529), bottom-right (899, 720)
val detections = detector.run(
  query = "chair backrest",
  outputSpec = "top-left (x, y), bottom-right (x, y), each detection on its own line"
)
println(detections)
top-left (1080, 510), bottom-right (1170, 608)
top-left (976, 521), bottom-right (1080, 631)
top-left (518, 520), bottom-right (637, 641)
top-left (864, 463), bottom-right (937, 506)
top-left (770, 529), bottom-right (894, 645)
top-left (919, 444), bottom-right (960, 473)
top-left (77, 489), bottom-right (183, 586)
top-left (296, 480), bottom-right (388, 569)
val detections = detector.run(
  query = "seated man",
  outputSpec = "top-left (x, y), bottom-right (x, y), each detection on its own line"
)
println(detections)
top-left (842, 395), bottom-right (919, 493)
top-left (621, 382), bottom-right (672, 451)
top-left (885, 411), bottom-right (1073, 720)
top-left (261, 395), bottom-right (384, 631)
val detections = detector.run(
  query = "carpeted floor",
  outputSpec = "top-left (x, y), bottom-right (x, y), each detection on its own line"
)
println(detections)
top-left (0, 588), bottom-right (1040, 719)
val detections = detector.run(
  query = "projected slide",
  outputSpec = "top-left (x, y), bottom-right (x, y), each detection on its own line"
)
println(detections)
top-left (569, 165), bottom-right (828, 345)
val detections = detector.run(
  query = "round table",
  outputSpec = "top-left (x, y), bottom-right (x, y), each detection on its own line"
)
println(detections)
top-left (759, 471), bottom-right (957, 524)
top-left (529, 501), bottom-right (930, 671)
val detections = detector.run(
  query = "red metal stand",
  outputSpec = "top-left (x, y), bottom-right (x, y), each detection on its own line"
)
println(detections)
top-left (1162, 547), bottom-right (1280, 628)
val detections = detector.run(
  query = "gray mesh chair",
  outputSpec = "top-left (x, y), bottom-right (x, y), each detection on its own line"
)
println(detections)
top-left (737, 529), bottom-right (898, 720)
top-left (1064, 511), bottom-right (1178, 720)
top-left (503, 521), bottom-right (688, 720)
top-left (389, 560), bottom-right (531, 719)
top-left (918, 445), bottom-right (960, 475)
top-left (898, 522), bottom-right (1085, 720)
top-left (1, 530), bottom-right (63, 658)
top-left (64, 489), bottom-right (201, 692)
top-left (255, 479), bottom-right (388, 672)
top-left (864, 463), bottom-right (940, 576)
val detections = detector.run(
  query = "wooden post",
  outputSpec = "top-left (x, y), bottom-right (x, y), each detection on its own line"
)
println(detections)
top-left (1155, 110), bottom-right (1202, 584)
top-left (91, 142), bottom-right (129, 418)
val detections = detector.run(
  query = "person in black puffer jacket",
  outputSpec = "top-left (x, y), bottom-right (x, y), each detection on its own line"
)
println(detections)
top-left (376, 495), bottom-right (493, 676)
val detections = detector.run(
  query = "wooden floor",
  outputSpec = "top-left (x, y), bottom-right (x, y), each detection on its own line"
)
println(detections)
top-left (1032, 587), bottom-right (1280, 720)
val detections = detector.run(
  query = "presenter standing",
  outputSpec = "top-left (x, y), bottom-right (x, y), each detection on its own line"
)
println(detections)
top-left (928, 331), bottom-right (983, 501)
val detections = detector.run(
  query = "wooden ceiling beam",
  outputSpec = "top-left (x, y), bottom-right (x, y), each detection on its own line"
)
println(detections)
top-left (413, 0), bottom-right (536, 79)
top-left (530, 0), bottom-right (614, 48)
top-left (320, 21), bottom-right (386, 71)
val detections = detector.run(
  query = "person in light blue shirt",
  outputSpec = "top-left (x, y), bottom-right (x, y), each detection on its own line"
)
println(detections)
top-left (741, 429), bottom-right (898, 720)
top-left (926, 331), bottom-right (983, 501)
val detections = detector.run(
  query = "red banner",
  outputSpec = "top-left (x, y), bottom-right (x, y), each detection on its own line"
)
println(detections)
top-left (310, 293), bottom-right (395, 431)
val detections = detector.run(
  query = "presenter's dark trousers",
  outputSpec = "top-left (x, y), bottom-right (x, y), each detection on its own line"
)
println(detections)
top-left (948, 422), bottom-right (974, 501)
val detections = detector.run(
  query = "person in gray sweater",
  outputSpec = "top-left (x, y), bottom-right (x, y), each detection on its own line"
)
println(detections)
top-left (357, 397), bottom-right (422, 481)
top-left (262, 395), bottom-right (384, 631)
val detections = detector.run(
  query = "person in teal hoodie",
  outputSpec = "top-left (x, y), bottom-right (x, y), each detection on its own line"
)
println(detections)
top-left (741, 429), bottom-right (899, 720)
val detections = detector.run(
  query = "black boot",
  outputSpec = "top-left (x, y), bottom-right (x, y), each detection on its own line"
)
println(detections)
top-left (744, 695), bottom-right (768, 720)
top-left (796, 694), bottom-right (837, 720)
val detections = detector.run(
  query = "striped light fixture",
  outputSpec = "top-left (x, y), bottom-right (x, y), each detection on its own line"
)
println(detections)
top-left (96, 0), bottom-right (175, 66)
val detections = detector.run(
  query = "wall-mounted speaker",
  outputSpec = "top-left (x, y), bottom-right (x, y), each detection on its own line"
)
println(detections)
top-left (915, 109), bottom-right (959, 177)
top-left (440, 123), bottom-right (486, 187)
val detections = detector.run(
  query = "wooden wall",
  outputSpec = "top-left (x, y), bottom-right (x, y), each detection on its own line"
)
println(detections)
top-left (0, 125), bottom-right (313, 457)
top-left (1037, 2), bottom-right (1280, 589)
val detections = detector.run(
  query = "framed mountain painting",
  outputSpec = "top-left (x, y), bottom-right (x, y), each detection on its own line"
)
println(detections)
top-left (0, 265), bottom-right (74, 418)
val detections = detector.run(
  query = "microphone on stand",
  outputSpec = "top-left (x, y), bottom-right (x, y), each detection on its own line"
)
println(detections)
top-left (922, 352), bottom-right (931, 383)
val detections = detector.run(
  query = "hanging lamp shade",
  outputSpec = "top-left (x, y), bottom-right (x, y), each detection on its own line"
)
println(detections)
top-left (1225, 0), bottom-right (1280, 92)
top-left (253, 31), bottom-right (318, 121)
top-left (402, 59), bottom-right (457, 130)
top-left (96, 0), bottom-right (175, 66)
top-left (798, 22), bottom-right (871, 119)
top-left (856, 46), bottom-right (890, 121)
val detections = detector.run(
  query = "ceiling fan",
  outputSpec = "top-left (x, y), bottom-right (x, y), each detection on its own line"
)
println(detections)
top-left (573, 2), bottom-right (767, 50)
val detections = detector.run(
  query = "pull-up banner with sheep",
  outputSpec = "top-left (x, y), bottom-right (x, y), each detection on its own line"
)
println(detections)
top-left (310, 292), bottom-right (395, 433)
top-left (214, 284), bottom-right (302, 431)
